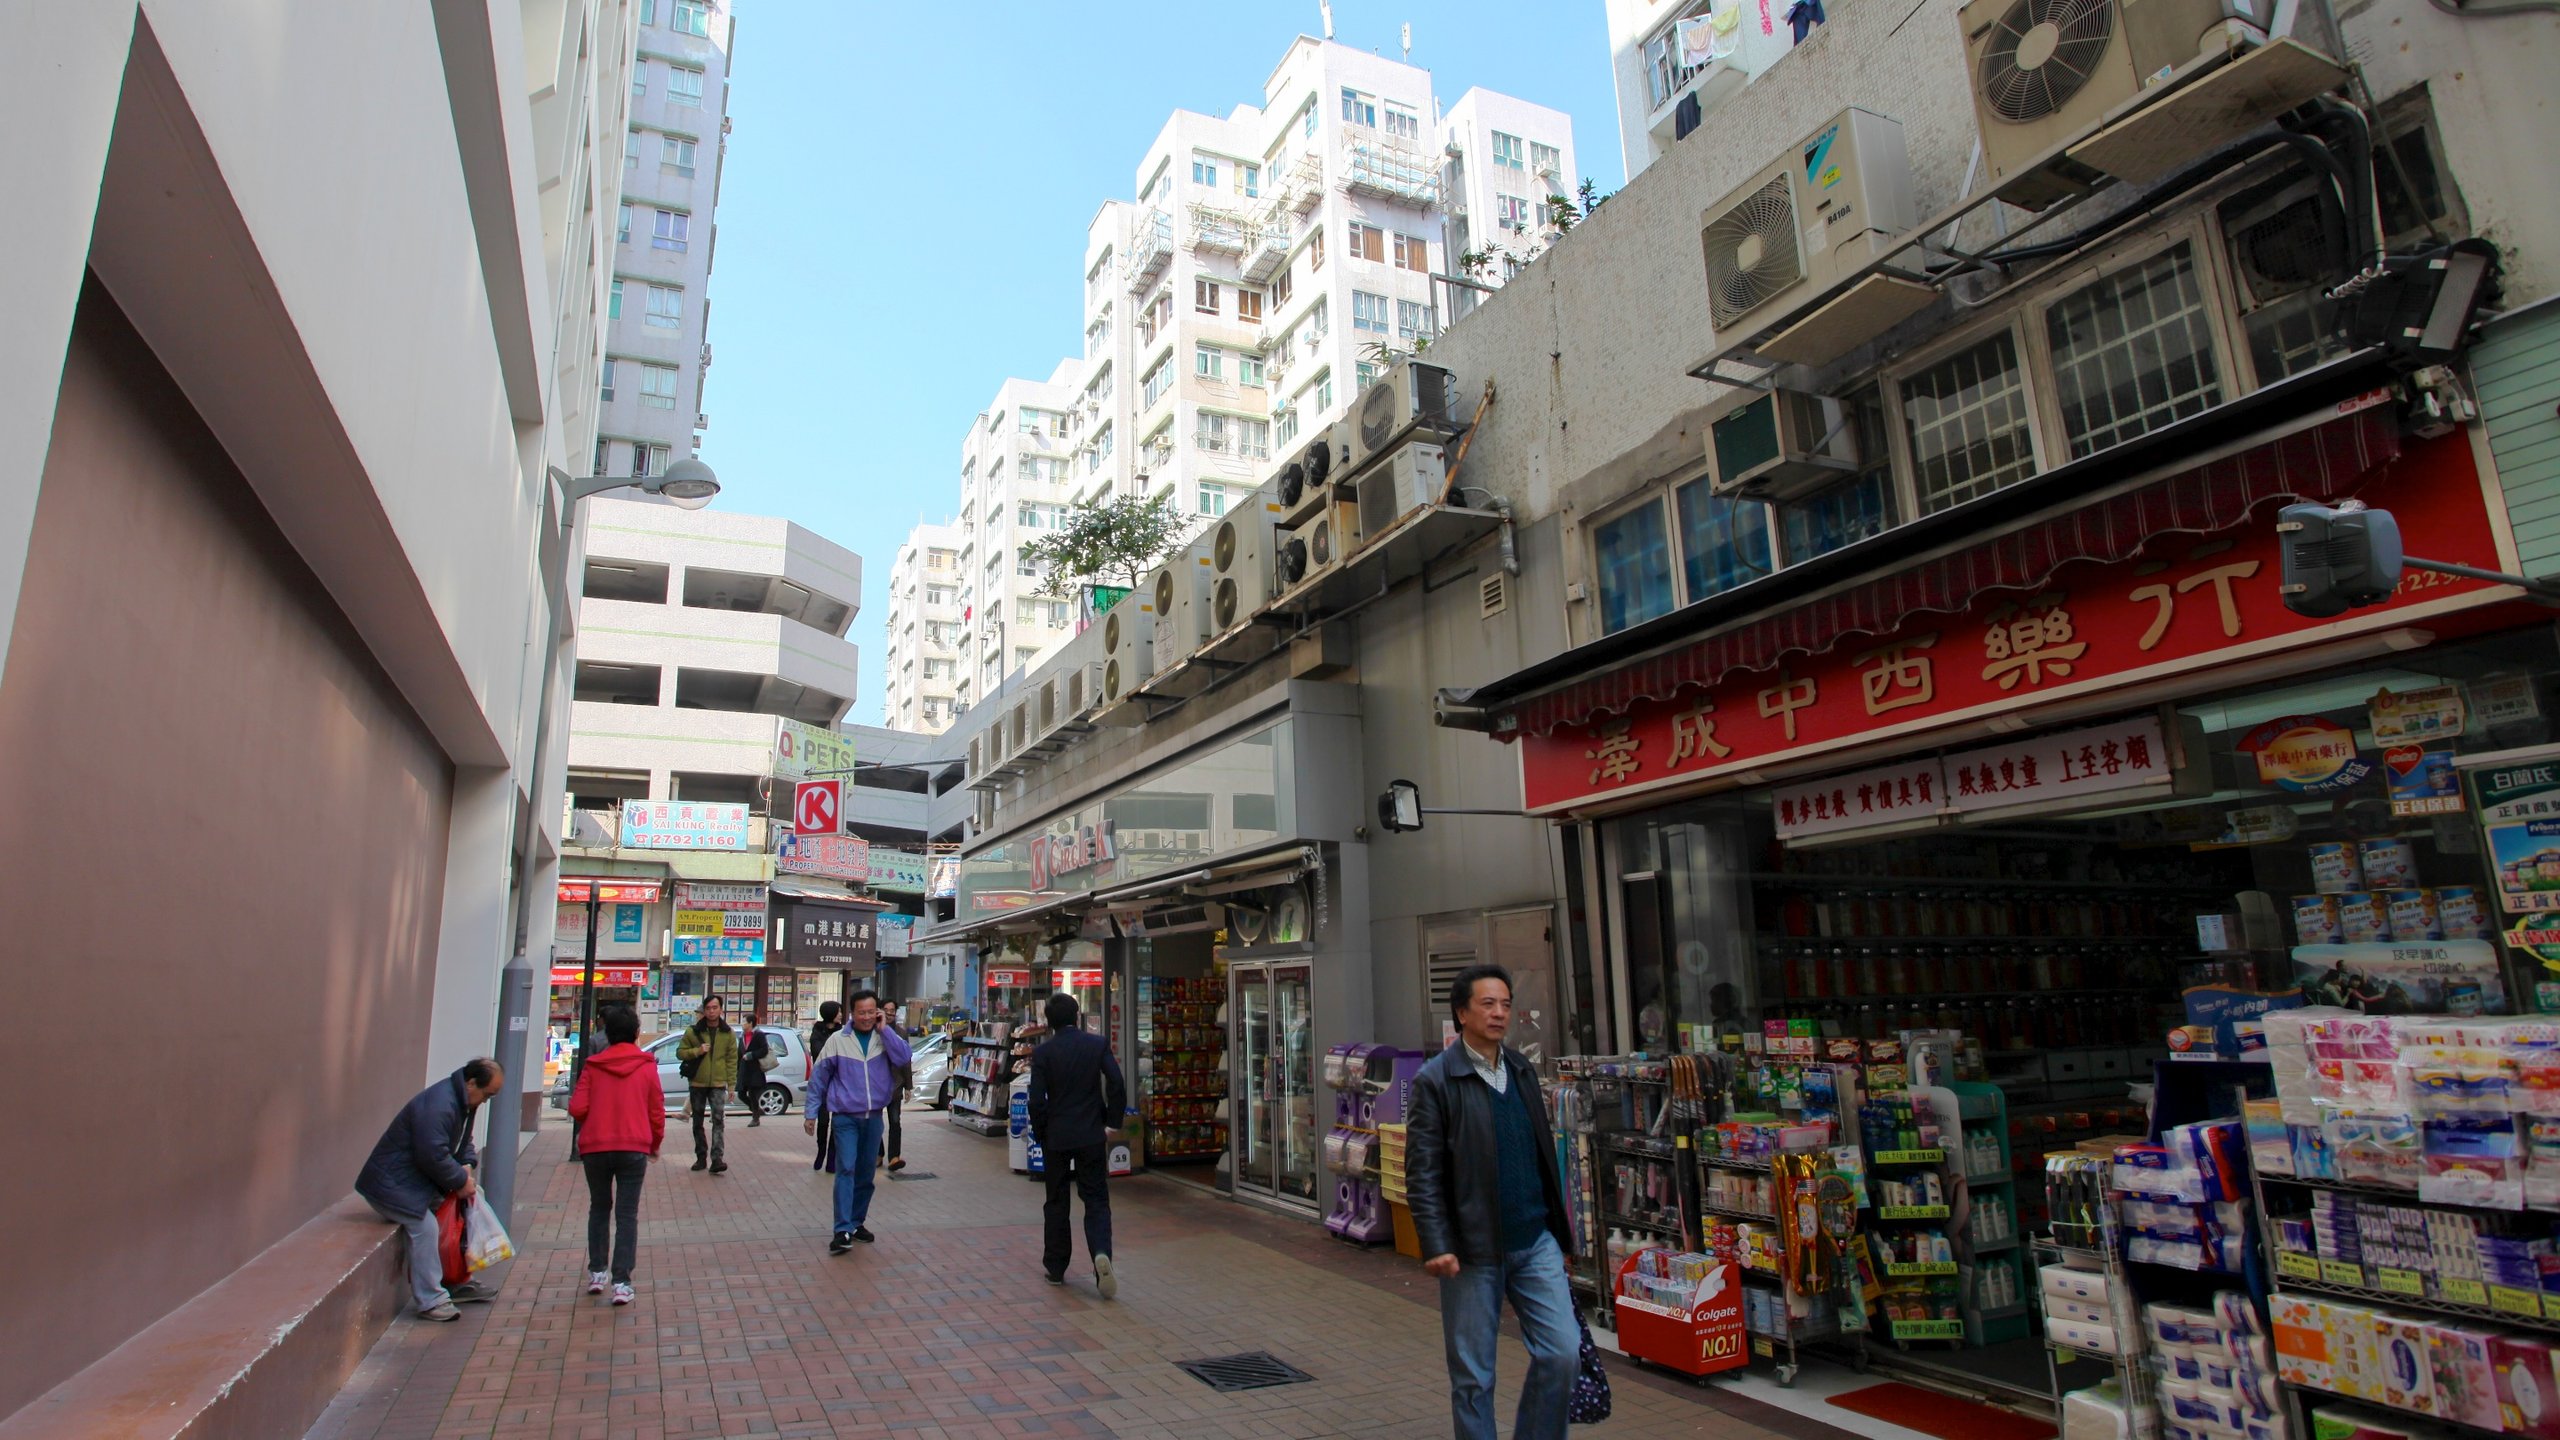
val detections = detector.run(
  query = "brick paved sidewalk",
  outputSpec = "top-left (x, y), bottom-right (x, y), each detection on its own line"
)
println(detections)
top-left (307, 1105), bottom-right (1881, 1440)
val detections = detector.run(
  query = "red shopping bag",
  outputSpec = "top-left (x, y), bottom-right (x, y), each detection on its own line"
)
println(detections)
top-left (434, 1194), bottom-right (470, 1289)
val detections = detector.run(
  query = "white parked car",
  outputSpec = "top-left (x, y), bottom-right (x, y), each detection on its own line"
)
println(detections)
top-left (548, 1024), bottom-right (811, 1116)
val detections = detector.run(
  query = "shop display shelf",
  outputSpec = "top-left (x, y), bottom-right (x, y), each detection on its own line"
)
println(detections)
top-left (1746, 872), bottom-right (2228, 894)
top-left (1702, 1203), bottom-right (1776, 1222)
top-left (1606, 1213), bottom-right (1685, 1239)
top-left (1874, 1204), bottom-right (1952, 1222)
top-left (960, 1035), bottom-right (1010, 1048)
top-left (2281, 1378), bottom-right (2511, 1439)
top-left (1972, 1302), bottom-right (2032, 1319)
top-left (1739, 1267), bottom-right (1787, 1286)
top-left (1599, 1133), bottom-right (1680, 1158)
top-left (1870, 1148), bottom-right (1947, 1166)
top-left (2270, 1270), bottom-right (2560, 1335)
top-left (1700, 1154), bottom-right (1777, 1173)
top-left (1971, 1236), bottom-right (2020, 1254)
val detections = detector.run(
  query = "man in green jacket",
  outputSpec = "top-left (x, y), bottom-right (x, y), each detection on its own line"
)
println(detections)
top-left (677, 996), bottom-right (741, 1174)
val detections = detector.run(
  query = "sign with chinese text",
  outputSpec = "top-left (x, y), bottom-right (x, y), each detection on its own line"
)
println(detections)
top-left (971, 891), bottom-right (1038, 912)
top-left (672, 935), bottom-right (765, 965)
top-left (877, 913), bottom-right (915, 958)
top-left (2474, 675), bottom-right (2542, 728)
top-left (2369, 685), bottom-right (2467, 744)
top-left (1056, 969), bottom-right (1104, 987)
top-left (618, 801), bottom-right (751, 851)
top-left (2242, 716), bottom-right (2372, 794)
top-left (2385, 747), bottom-right (2463, 816)
top-left (773, 718), bottom-right (856, 782)
top-left (2291, 940), bottom-right (2506, 1012)
top-left (548, 964), bottom-right (650, 988)
top-left (986, 967), bottom-right (1031, 988)
top-left (2472, 761), bottom-right (2560, 915)
top-left (778, 831), bottom-right (869, 882)
top-left (673, 882), bottom-right (765, 936)
top-left (785, 906), bottom-right (877, 965)
top-left (864, 847), bottom-right (931, 893)
top-left (1773, 758), bottom-right (1945, 841)
top-left (674, 910), bottom-right (724, 938)
top-left (1028, 822), bottom-right (1118, 890)
top-left (1945, 714), bottom-right (2173, 816)
top-left (1517, 433), bottom-right (2510, 814)
top-left (558, 878), bottom-right (662, 904)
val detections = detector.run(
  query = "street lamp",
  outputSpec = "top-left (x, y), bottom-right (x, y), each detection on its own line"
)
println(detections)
top-left (482, 457), bottom-right (721, 1229)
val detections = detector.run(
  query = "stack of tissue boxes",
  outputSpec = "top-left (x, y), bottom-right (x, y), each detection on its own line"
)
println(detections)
top-left (2155, 1294), bottom-right (2288, 1440)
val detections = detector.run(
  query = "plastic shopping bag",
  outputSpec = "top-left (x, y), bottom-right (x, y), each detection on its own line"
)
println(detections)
top-left (434, 1193), bottom-right (471, 1287)
top-left (462, 1194), bottom-right (515, 1272)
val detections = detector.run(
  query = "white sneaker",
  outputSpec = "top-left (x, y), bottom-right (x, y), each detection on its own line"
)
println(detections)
top-left (1094, 1254), bottom-right (1117, 1300)
top-left (587, 1271), bottom-right (609, 1296)
top-left (610, 1283), bottom-right (634, 1306)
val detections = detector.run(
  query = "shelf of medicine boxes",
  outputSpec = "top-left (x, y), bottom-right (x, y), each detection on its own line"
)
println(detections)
top-left (1951, 1079), bottom-right (2031, 1344)
top-left (2252, 1172), bottom-right (2560, 1334)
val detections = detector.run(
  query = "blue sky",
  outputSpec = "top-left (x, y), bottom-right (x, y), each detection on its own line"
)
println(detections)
top-left (698, 2), bottom-right (1624, 724)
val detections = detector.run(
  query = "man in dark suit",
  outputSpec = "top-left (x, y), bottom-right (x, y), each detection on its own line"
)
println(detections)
top-left (1026, 991), bottom-right (1127, 1298)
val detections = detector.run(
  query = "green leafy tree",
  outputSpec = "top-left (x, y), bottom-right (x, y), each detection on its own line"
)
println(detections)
top-left (1021, 491), bottom-right (1189, 600)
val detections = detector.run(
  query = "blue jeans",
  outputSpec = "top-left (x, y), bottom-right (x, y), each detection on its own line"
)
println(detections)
top-left (1438, 1230), bottom-right (1576, 1440)
top-left (830, 1112), bottom-right (884, 1233)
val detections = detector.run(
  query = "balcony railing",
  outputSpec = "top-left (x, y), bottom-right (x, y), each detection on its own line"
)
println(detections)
top-left (1272, 153), bottom-right (1325, 214)
top-left (1242, 217), bottom-right (1290, 283)
top-left (1186, 204), bottom-right (1251, 254)
top-left (1341, 131), bottom-right (1441, 207)
top-left (1119, 209), bottom-right (1174, 293)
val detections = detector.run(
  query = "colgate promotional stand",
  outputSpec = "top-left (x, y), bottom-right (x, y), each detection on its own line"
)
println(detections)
top-left (1613, 1253), bottom-right (1748, 1381)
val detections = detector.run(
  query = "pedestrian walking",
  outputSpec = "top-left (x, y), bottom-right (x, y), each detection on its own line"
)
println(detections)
top-left (1026, 992), bottom-right (1125, 1298)
top-left (738, 1014), bottom-right (771, 1126)
top-left (802, 991), bottom-right (909, 1253)
top-left (882, 1003), bottom-right (909, 1174)
top-left (1408, 964), bottom-right (1578, 1440)
top-left (677, 996), bottom-right (739, 1173)
top-left (567, 1005), bottom-right (663, 1306)
top-left (807, 1000), bottom-right (843, 1172)
top-left (353, 1058), bottom-right (504, 1321)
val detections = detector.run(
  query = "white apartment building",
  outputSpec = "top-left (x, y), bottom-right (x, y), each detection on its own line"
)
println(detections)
top-left (567, 497), bottom-right (863, 807)
top-left (946, 366), bottom-right (1087, 711)
top-left (1438, 89), bottom-right (1580, 322)
top-left (882, 521), bottom-right (964, 732)
top-left (1604, 0), bottom-right (1810, 182)
top-left (596, 0), bottom-right (733, 478)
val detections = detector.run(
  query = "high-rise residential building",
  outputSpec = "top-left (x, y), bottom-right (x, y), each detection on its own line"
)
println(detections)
top-left (885, 36), bottom-right (1576, 726)
top-left (882, 521), bottom-right (965, 732)
top-left (595, 0), bottom-right (734, 479)
top-left (1603, 0), bottom-right (1810, 183)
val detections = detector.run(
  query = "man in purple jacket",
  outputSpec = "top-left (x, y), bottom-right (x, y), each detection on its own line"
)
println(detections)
top-left (803, 990), bottom-right (911, 1254)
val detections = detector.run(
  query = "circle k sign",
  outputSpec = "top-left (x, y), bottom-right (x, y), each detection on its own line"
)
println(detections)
top-left (794, 779), bottom-right (841, 836)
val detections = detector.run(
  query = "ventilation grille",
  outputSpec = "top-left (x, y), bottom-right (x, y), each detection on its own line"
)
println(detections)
top-left (1479, 572), bottom-right (1508, 619)
top-left (1175, 1353), bottom-right (1316, 1393)
top-left (1702, 173), bottom-right (1804, 331)
top-left (1974, 0), bottom-right (2116, 123)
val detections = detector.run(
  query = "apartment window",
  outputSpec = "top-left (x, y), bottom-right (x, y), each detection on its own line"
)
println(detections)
top-left (1017, 408), bottom-right (1045, 434)
top-left (599, 357), bottom-right (618, 401)
top-left (1352, 291), bottom-right (1390, 334)
top-left (1196, 412), bottom-right (1232, 453)
top-left (1314, 368), bottom-right (1334, 412)
top-left (1310, 226), bottom-right (1326, 270)
top-left (671, 0), bottom-right (711, 37)
top-left (1195, 278), bottom-right (1221, 314)
top-left (1902, 330), bottom-right (2036, 513)
top-left (1493, 131), bottom-right (1527, 171)
top-left (1341, 88), bottom-right (1376, 127)
top-left (1237, 416), bottom-right (1271, 460)
top-left (1397, 299), bottom-right (1436, 341)
top-left (661, 135), bottom-right (697, 175)
top-left (1276, 406), bottom-right (1300, 446)
top-left (1672, 478), bottom-right (1773, 603)
top-left (608, 279), bottom-right (624, 320)
top-left (638, 363), bottom-right (679, 409)
top-left (1308, 296), bottom-right (1328, 336)
top-left (1017, 554), bottom-right (1040, 577)
top-left (1356, 360), bottom-right (1380, 391)
top-left (1304, 102), bottom-right (1318, 138)
top-left (1142, 357), bottom-right (1173, 409)
top-left (632, 443), bottom-right (668, 477)
top-left (639, 0), bottom-right (656, 24)
top-left (631, 61), bottom-right (647, 101)
top-left (2045, 241), bottom-right (2223, 459)
top-left (1498, 193), bottom-right (1531, 232)
top-left (593, 436), bottom-right (611, 474)
top-left (1780, 387), bottom-right (1898, 561)
top-left (667, 66), bottom-right (704, 106)
top-left (645, 284), bottom-right (682, 328)
top-left (652, 209), bottom-right (690, 251)
top-left (1271, 266), bottom-right (1293, 307)
top-left (1242, 163), bottom-right (1261, 197)
top-left (1192, 156), bottom-right (1219, 186)
top-left (1238, 355), bottom-right (1267, 388)
top-left (924, 658), bottom-right (955, 680)
top-left (1594, 498), bottom-right (1676, 635)
top-left (1236, 288), bottom-right (1263, 324)
top-left (1349, 222), bottom-right (1387, 262)
top-left (1394, 232), bottom-right (1429, 273)
top-left (1198, 484), bottom-right (1228, 516)
top-left (925, 584), bottom-right (956, 605)
top-left (1015, 646), bottom-right (1039, 669)
top-left (1016, 503), bottom-right (1040, 529)
top-left (1385, 104), bottom-right (1421, 142)
top-left (1195, 345), bottom-right (1225, 380)
top-left (617, 203), bottom-right (632, 245)
top-left (625, 129), bottom-right (640, 170)
top-left (1088, 424), bottom-right (1114, 471)
top-left (928, 549), bottom-right (954, 571)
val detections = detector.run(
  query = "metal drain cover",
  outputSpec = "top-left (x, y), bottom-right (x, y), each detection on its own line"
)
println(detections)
top-left (1176, 1352), bottom-right (1315, 1393)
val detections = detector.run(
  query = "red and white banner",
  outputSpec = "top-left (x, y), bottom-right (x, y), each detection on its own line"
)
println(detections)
top-left (549, 964), bottom-right (649, 987)
top-left (1520, 433), bottom-right (2514, 815)
top-left (558, 878), bottom-right (662, 904)
top-left (985, 968), bottom-right (1031, 988)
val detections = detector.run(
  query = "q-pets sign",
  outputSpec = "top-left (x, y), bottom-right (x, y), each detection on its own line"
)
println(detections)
top-left (1028, 821), bottom-right (1119, 891)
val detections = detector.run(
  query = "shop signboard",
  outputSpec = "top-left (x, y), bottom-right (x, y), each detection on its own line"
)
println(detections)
top-left (2369, 685), bottom-right (2468, 744)
top-left (1943, 714), bottom-right (2175, 816)
top-left (2473, 675), bottom-right (2542, 728)
top-left (549, 964), bottom-right (649, 987)
top-left (2472, 761), bottom-right (2560, 915)
top-left (618, 801), bottom-right (751, 851)
top-left (772, 717), bottom-right (856, 782)
top-left (1056, 969), bottom-right (1104, 987)
top-left (612, 905), bottom-right (645, 943)
top-left (792, 779), bottom-right (841, 837)
top-left (673, 882), bottom-right (765, 936)
top-left (784, 905), bottom-right (877, 965)
top-left (1772, 758), bottom-right (1944, 842)
top-left (971, 891), bottom-right (1038, 912)
top-left (985, 967), bottom-right (1031, 988)
top-left (1516, 433), bottom-right (2512, 814)
top-left (672, 935), bottom-right (765, 965)
top-left (2240, 716), bottom-right (2372, 795)
top-left (930, 857), bottom-right (960, 898)
top-left (865, 847), bottom-right (931, 893)
top-left (877, 913), bottom-right (915, 958)
top-left (778, 831), bottom-right (869, 882)
top-left (558, 878), bottom-right (662, 904)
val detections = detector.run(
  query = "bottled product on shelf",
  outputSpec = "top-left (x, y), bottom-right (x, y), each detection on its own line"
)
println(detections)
top-left (1140, 976), bottom-right (1228, 1160)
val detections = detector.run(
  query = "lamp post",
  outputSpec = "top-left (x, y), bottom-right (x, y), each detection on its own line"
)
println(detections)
top-left (481, 458), bottom-right (721, 1228)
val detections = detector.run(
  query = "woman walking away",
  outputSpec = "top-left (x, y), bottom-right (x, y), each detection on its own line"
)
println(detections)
top-left (568, 1005), bottom-right (663, 1306)
top-left (739, 1014), bottom-right (771, 1126)
top-left (807, 1000), bottom-right (843, 1171)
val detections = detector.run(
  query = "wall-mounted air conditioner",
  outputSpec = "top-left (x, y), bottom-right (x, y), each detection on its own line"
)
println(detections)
top-left (1277, 497), bottom-right (1360, 592)
top-left (1705, 389), bottom-right (1860, 502)
top-left (1149, 548), bottom-right (1214, 673)
top-left (1209, 501), bottom-right (1279, 636)
top-left (1341, 360), bottom-right (1461, 473)
top-left (1699, 107), bottom-right (1920, 354)
top-left (1100, 590), bottom-right (1156, 703)
top-left (1136, 903), bottom-right (1223, 937)
top-left (1275, 424), bottom-right (1340, 509)
top-left (1351, 440), bottom-right (1452, 540)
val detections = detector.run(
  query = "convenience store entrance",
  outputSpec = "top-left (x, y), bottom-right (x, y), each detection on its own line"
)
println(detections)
top-left (1232, 960), bottom-right (1318, 1211)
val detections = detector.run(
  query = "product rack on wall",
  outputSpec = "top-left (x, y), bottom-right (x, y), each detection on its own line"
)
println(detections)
top-left (948, 1019), bottom-right (1015, 1136)
top-left (1139, 975), bottom-right (1227, 1160)
top-left (1952, 1079), bottom-right (2031, 1347)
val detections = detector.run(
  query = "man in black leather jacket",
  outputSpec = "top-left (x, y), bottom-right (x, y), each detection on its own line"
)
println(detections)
top-left (1406, 965), bottom-right (1577, 1440)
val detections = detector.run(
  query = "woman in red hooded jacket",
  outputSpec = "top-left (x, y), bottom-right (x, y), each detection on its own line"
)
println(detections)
top-left (568, 1004), bottom-right (665, 1305)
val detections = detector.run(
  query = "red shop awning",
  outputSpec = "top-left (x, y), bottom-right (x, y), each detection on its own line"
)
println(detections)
top-left (1504, 405), bottom-right (2401, 740)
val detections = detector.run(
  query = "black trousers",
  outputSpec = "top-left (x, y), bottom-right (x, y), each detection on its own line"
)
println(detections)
top-left (581, 1152), bottom-right (647, 1283)
top-left (812, 1109), bottom-right (834, 1171)
top-left (1041, 1141), bottom-right (1113, 1277)
top-left (885, 1092), bottom-right (904, 1160)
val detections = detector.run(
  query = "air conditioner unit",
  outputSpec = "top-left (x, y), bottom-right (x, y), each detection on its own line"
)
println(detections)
top-left (1148, 553), bottom-right (1214, 672)
top-left (1136, 902), bottom-right (1223, 937)
top-left (1209, 502), bottom-right (1279, 635)
top-left (1351, 440), bottom-right (1452, 540)
top-left (1275, 424), bottom-right (1341, 509)
top-left (1698, 107), bottom-right (1919, 346)
top-left (1341, 360), bottom-right (1461, 472)
top-left (1706, 389), bottom-right (1860, 501)
top-left (1963, 0), bottom-right (2269, 207)
top-left (1045, 626), bottom-right (1106, 727)
top-left (2221, 171), bottom-right (2343, 312)
top-left (1277, 498), bottom-right (1360, 591)
top-left (1100, 591), bottom-right (1156, 703)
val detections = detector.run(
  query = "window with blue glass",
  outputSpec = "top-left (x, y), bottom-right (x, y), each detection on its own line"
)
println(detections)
top-left (1594, 501), bottom-right (1676, 634)
top-left (1672, 480), bottom-right (1772, 602)
top-left (1776, 387), bottom-right (1897, 562)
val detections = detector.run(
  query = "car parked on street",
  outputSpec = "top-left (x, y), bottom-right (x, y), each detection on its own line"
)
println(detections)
top-left (547, 1024), bottom-right (811, 1115)
top-left (906, 1030), bottom-right (951, 1107)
